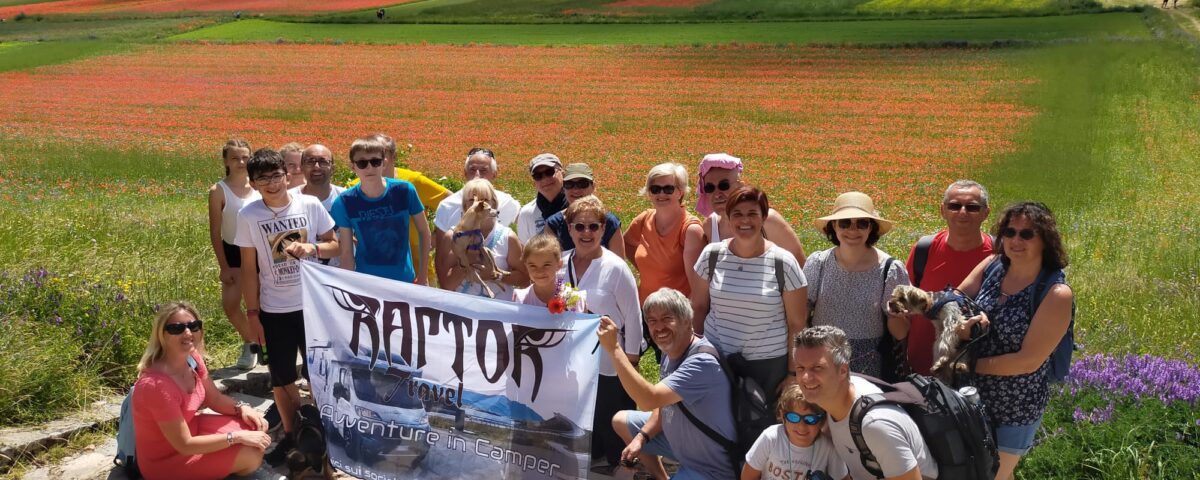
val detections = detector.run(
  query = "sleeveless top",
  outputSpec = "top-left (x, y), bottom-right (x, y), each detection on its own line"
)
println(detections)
top-left (708, 212), bottom-right (721, 244)
top-left (969, 263), bottom-right (1060, 426)
top-left (455, 225), bottom-right (514, 299)
top-left (218, 179), bottom-right (260, 243)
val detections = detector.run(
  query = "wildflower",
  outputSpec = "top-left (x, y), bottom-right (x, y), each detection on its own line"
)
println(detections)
top-left (547, 297), bottom-right (566, 315)
top-left (53, 316), bottom-right (62, 326)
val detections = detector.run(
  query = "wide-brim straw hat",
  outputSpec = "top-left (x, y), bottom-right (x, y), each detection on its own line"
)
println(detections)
top-left (815, 191), bottom-right (894, 235)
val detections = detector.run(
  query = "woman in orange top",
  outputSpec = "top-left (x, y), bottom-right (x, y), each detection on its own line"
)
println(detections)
top-left (624, 162), bottom-right (706, 302)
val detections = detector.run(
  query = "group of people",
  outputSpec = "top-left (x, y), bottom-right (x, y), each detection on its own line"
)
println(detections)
top-left (130, 136), bottom-right (1074, 480)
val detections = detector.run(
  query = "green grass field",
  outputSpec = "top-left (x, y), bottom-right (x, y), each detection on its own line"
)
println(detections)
top-left (1, 4), bottom-right (1198, 477)
top-left (174, 12), bottom-right (1148, 45)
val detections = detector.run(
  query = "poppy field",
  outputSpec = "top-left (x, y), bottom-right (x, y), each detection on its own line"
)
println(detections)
top-left (0, 42), bottom-right (1034, 226)
top-left (0, 0), bottom-right (411, 19)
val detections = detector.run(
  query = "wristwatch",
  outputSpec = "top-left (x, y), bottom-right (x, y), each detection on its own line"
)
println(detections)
top-left (233, 400), bottom-right (248, 414)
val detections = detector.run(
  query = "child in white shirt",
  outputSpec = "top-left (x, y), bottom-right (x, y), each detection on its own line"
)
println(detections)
top-left (742, 385), bottom-right (850, 480)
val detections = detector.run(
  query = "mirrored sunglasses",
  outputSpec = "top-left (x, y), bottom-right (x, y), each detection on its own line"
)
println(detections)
top-left (784, 411), bottom-right (825, 425)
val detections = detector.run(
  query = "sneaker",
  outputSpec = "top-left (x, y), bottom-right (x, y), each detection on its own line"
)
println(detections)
top-left (236, 343), bottom-right (258, 370)
top-left (264, 433), bottom-right (296, 467)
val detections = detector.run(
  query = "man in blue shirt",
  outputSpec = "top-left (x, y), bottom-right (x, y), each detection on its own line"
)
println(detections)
top-left (331, 136), bottom-right (430, 284)
top-left (600, 288), bottom-right (735, 480)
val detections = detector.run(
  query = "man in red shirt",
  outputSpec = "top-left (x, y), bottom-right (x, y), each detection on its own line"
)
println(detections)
top-left (904, 180), bottom-right (994, 375)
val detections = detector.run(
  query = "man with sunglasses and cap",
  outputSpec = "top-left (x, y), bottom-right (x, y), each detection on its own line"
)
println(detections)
top-left (516, 153), bottom-right (568, 243)
top-left (544, 162), bottom-right (626, 258)
top-left (793, 326), bottom-right (938, 480)
top-left (330, 135), bottom-right (431, 285)
top-left (903, 180), bottom-right (994, 375)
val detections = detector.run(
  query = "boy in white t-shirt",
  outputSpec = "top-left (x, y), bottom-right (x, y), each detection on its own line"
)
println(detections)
top-left (743, 385), bottom-right (850, 480)
top-left (235, 148), bottom-right (340, 465)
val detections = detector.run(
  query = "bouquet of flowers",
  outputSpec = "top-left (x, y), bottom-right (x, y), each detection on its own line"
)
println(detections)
top-left (547, 278), bottom-right (586, 314)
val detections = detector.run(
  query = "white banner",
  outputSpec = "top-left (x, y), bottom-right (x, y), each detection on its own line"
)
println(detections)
top-left (300, 262), bottom-right (600, 480)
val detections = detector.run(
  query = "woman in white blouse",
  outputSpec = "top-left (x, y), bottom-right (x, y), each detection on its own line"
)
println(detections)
top-left (560, 194), bottom-right (643, 472)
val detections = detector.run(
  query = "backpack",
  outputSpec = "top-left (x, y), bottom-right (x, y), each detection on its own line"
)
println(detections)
top-left (675, 344), bottom-right (772, 476)
top-left (982, 260), bottom-right (1076, 383)
top-left (849, 374), bottom-right (999, 480)
top-left (114, 355), bottom-right (199, 479)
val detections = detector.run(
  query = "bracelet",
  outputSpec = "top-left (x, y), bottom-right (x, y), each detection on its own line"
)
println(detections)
top-left (226, 432), bottom-right (234, 446)
top-left (246, 309), bottom-right (259, 317)
top-left (637, 430), bottom-right (651, 441)
top-left (233, 400), bottom-right (248, 414)
top-left (313, 243), bottom-right (320, 258)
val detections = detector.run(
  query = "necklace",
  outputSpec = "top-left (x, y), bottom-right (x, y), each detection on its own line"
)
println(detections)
top-left (264, 195), bottom-right (291, 218)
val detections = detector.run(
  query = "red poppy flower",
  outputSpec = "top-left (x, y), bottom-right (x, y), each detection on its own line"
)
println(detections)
top-left (547, 297), bottom-right (567, 314)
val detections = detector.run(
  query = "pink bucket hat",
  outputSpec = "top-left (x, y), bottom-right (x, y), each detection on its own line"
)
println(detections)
top-left (696, 153), bottom-right (743, 217)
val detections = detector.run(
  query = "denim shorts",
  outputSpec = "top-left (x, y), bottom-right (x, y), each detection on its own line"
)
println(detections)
top-left (995, 416), bottom-right (1043, 456)
top-left (622, 410), bottom-right (677, 461)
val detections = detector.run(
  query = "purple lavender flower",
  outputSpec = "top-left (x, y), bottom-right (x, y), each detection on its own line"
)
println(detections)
top-left (1069, 354), bottom-right (1200, 406)
top-left (53, 316), bottom-right (62, 326)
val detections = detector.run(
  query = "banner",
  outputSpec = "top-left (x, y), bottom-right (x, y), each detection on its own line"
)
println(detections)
top-left (300, 262), bottom-right (600, 480)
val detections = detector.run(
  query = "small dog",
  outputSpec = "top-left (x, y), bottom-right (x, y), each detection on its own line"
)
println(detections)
top-left (451, 196), bottom-right (509, 298)
top-left (286, 404), bottom-right (335, 480)
top-left (887, 285), bottom-right (971, 383)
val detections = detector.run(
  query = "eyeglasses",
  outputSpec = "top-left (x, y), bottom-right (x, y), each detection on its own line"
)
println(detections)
top-left (531, 168), bottom-right (557, 181)
top-left (648, 185), bottom-right (676, 195)
top-left (836, 218), bottom-right (873, 230)
top-left (563, 179), bottom-right (592, 190)
top-left (945, 202), bottom-right (984, 213)
top-left (302, 158), bottom-right (332, 168)
top-left (1001, 227), bottom-right (1037, 240)
top-left (253, 172), bottom-right (286, 185)
top-left (784, 411), bottom-right (825, 425)
top-left (352, 157), bottom-right (385, 169)
top-left (164, 320), bottom-right (203, 335)
top-left (703, 179), bottom-right (733, 194)
top-left (572, 222), bottom-right (602, 233)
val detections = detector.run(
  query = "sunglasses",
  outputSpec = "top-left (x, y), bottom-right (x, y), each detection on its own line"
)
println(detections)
top-left (352, 157), bottom-right (385, 169)
top-left (164, 320), bottom-right (203, 335)
top-left (648, 184), bottom-right (676, 195)
top-left (253, 172), bottom-right (286, 185)
top-left (563, 179), bottom-right (592, 190)
top-left (531, 168), bottom-right (557, 181)
top-left (703, 179), bottom-right (733, 194)
top-left (945, 202), bottom-right (984, 213)
top-left (572, 222), bottom-right (602, 233)
top-left (1001, 227), bottom-right (1037, 240)
top-left (836, 218), bottom-right (873, 230)
top-left (784, 411), bottom-right (825, 425)
top-left (302, 158), bottom-right (332, 168)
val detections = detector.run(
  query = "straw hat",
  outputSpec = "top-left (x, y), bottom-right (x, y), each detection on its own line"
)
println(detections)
top-left (815, 191), bottom-right (894, 235)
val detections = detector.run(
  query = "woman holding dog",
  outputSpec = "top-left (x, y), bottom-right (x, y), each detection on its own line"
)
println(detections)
top-left (436, 178), bottom-right (527, 298)
top-left (803, 192), bottom-right (911, 379)
top-left (132, 301), bottom-right (271, 480)
top-left (955, 202), bottom-right (1073, 480)
top-left (690, 186), bottom-right (807, 407)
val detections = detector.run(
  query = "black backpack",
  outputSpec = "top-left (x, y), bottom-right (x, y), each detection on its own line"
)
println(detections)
top-left (675, 344), bottom-right (773, 477)
top-left (849, 374), bottom-right (998, 480)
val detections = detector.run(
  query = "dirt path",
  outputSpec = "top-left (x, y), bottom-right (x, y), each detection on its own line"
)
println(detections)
top-left (1164, 4), bottom-right (1200, 37)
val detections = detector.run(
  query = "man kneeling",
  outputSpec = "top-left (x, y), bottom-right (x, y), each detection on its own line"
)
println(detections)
top-left (597, 287), bottom-right (735, 480)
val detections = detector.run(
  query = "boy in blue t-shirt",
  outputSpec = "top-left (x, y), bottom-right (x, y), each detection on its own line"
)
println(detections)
top-left (331, 136), bottom-right (431, 284)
